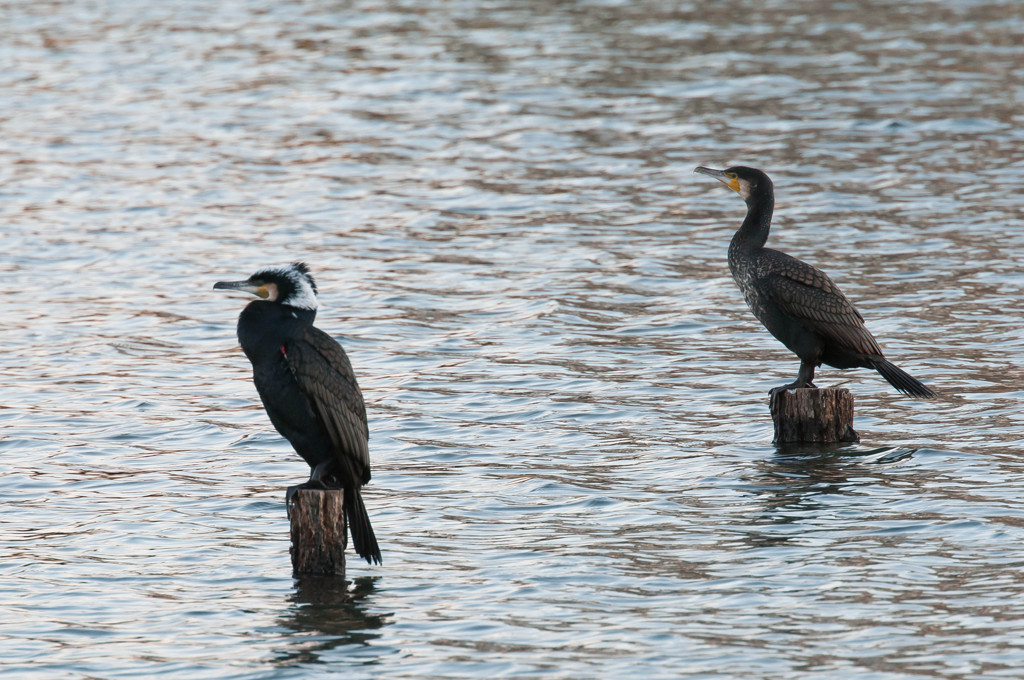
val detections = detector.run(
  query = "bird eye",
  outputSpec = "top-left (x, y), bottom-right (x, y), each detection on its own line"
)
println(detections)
top-left (726, 172), bottom-right (737, 179)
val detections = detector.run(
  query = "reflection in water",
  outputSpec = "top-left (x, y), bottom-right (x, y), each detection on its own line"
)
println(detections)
top-left (742, 446), bottom-right (927, 552)
top-left (275, 576), bottom-right (389, 666)
top-left (741, 447), bottom-right (856, 549)
top-left (742, 446), bottom-right (908, 545)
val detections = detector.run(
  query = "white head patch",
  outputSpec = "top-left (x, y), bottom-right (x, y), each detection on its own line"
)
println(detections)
top-left (253, 263), bottom-right (319, 311)
top-left (735, 178), bottom-right (753, 201)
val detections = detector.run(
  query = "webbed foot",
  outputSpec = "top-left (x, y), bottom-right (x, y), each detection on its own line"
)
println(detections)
top-left (769, 380), bottom-right (818, 411)
top-left (286, 478), bottom-right (330, 517)
top-left (769, 380), bottom-right (816, 398)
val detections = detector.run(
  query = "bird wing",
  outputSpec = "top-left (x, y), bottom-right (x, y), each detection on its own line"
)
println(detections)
top-left (283, 326), bottom-right (370, 474)
top-left (759, 260), bottom-right (884, 357)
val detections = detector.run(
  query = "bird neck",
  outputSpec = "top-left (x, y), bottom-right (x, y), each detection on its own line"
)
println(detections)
top-left (237, 302), bottom-right (316, 363)
top-left (733, 187), bottom-right (774, 251)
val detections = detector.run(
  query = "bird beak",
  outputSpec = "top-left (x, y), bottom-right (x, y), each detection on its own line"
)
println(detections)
top-left (213, 280), bottom-right (270, 299)
top-left (694, 166), bottom-right (740, 193)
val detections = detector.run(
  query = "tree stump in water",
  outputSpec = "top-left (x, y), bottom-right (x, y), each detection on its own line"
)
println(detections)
top-left (769, 388), bottom-right (860, 445)
top-left (288, 487), bottom-right (346, 576)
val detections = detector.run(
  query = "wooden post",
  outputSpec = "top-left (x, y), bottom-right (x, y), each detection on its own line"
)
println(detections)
top-left (770, 388), bottom-right (860, 445)
top-left (288, 487), bottom-right (346, 576)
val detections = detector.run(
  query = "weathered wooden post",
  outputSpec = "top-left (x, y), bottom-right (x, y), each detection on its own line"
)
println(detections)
top-left (769, 388), bottom-right (859, 445)
top-left (288, 488), bottom-right (347, 576)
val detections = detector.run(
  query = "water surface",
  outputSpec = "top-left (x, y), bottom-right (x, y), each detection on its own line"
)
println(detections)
top-left (2, 1), bottom-right (1024, 678)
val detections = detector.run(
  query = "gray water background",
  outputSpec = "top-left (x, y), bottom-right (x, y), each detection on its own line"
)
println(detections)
top-left (2, 0), bottom-right (1024, 678)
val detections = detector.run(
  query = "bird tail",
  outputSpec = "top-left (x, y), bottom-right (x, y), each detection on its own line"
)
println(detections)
top-left (872, 359), bottom-right (936, 399)
top-left (344, 487), bottom-right (382, 565)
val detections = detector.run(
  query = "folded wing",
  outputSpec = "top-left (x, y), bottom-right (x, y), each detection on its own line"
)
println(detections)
top-left (759, 262), bottom-right (884, 359)
top-left (283, 326), bottom-right (370, 484)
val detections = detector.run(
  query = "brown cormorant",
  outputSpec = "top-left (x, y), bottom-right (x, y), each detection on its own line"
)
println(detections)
top-left (214, 262), bottom-right (382, 564)
top-left (694, 165), bottom-right (935, 399)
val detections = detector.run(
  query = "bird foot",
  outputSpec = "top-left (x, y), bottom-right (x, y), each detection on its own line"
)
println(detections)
top-left (769, 381), bottom-right (817, 399)
top-left (285, 479), bottom-right (329, 512)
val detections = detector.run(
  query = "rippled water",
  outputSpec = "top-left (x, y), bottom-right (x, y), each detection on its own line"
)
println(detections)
top-left (3, 1), bottom-right (1024, 678)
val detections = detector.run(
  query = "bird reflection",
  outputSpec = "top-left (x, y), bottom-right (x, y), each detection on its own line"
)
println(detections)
top-left (742, 445), bottom-right (908, 549)
top-left (275, 575), bottom-right (389, 665)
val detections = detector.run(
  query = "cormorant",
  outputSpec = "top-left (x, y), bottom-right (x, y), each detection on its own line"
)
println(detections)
top-left (214, 262), bottom-right (382, 564)
top-left (694, 165), bottom-right (935, 399)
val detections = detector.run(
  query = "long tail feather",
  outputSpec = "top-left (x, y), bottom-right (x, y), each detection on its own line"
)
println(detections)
top-left (872, 359), bottom-right (936, 399)
top-left (344, 487), bottom-right (382, 565)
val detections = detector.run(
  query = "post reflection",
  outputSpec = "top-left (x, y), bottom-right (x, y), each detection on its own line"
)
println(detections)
top-left (275, 575), bottom-right (390, 665)
top-left (740, 445), bottom-right (912, 548)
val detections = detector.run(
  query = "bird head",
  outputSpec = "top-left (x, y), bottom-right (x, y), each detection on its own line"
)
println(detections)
top-left (694, 165), bottom-right (772, 203)
top-left (213, 262), bottom-right (319, 310)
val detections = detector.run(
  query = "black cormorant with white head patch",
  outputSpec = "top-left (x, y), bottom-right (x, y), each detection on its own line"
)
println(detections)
top-left (694, 165), bottom-right (935, 399)
top-left (214, 262), bottom-right (381, 564)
